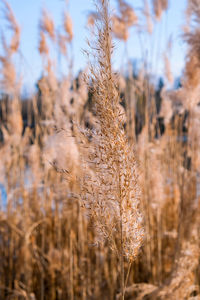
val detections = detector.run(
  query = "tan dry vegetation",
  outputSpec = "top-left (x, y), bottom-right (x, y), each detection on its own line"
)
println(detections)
top-left (0, 0), bottom-right (200, 299)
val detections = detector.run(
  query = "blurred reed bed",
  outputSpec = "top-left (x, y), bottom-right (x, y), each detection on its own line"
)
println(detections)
top-left (0, 0), bottom-right (199, 299)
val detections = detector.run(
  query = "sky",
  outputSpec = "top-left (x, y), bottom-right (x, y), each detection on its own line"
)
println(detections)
top-left (0, 0), bottom-right (188, 94)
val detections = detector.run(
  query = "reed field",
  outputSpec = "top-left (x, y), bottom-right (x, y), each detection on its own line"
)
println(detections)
top-left (0, 0), bottom-right (200, 299)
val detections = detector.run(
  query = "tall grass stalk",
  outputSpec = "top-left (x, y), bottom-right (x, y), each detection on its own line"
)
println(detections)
top-left (81, 1), bottom-right (144, 298)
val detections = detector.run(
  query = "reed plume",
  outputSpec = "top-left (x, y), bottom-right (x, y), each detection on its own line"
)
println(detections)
top-left (81, 0), bottom-right (144, 298)
top-left (0, 1), bottom-right (21, 92)
top-left (63, 12), bottom-right (73, 42)
top-left (2, 0), bottom-right (20, 54)
top-left (40, 9), bottom-right (55, 41)
top-left (152, 0), bottom-right (168, 21)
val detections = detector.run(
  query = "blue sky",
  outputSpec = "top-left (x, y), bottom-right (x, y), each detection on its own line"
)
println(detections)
top-left (0, 0), bottom-right (187, 94)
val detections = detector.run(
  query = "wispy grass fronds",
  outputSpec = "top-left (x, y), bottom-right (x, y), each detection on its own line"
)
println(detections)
top-left (83, 0), bottom-right (144, 261)
top-left (81, 1), bottom-right (144, 298)
top-left (40, 9), bottom-right (55, 41)
top-left (63, 12), bottom-right (73, 42)
top-left (2, 0), bottom-right (20, 54)
top-left (152, 0), bottom-right (168, 21)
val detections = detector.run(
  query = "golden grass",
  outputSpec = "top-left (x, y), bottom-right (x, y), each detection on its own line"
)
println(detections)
top-left (0, 0), bottom-right (199, 299)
